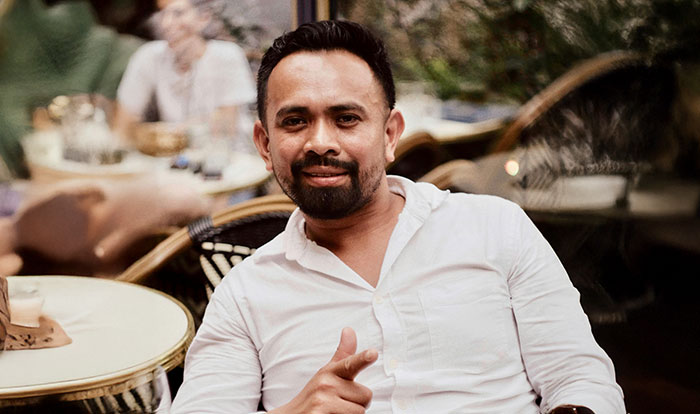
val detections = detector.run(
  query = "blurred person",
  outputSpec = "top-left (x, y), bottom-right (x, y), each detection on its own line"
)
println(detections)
top-left (171, 21), bottom-right (625, 414)
top-left (114, 0), bottom-right (256, 149)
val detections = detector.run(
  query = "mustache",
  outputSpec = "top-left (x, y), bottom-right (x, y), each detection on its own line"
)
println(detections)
top-left (291, 154), bottom-right (359, 176)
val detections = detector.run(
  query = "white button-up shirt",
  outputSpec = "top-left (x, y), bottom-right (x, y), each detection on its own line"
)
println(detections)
top-left (172, 176), bottom-right (625, 414)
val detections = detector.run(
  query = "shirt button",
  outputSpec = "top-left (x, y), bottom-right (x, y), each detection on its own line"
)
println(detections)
top-left (389, 358), bottom-right (399, 369)
top-left (397, 399), bottom-right (408, 410)
top-left (373, 295), bottom-right (384, 304)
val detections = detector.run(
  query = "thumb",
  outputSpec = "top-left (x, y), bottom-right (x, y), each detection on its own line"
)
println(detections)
top-left (330, 327), bottom-right (357, 363)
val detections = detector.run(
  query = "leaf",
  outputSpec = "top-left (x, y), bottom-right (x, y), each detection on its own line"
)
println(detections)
top-left (512, 0), bottom-right (531, 12)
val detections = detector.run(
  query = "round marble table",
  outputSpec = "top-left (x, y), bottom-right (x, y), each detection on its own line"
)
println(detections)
top-left (0, 275), bottom-right (194, 410)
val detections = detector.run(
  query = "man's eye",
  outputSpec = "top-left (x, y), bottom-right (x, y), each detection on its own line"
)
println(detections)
top-left (282, 117), bottom-right (306, 127)
top-left (337, 114), bottom-right (359, 125)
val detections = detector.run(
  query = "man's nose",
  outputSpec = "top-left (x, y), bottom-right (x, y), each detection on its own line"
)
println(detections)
top-left (160, 11), bottom-right (175, 29)
top-left (303, 120), bottom-right (340, 156)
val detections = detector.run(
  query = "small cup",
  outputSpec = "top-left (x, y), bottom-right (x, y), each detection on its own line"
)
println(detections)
top-left (9, 284), bottom-right (44, 328)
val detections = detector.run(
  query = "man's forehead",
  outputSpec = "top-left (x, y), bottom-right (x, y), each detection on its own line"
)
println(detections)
top-left (266, 50), bottom-right (385, 112)
top-left (158, 0), bottom-right (191, 11)
top-left (271, 50), bottom-right (372, 78)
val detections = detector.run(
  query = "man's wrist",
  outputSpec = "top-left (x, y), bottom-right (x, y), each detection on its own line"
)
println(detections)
top-left (549, 405), bottom-right (595, 414)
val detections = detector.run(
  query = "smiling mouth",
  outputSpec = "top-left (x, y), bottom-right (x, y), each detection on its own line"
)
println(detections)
top-left (303, 172), bottom-right (347, 177)
top-left (301, 170), bottom-right (349, 186)
top-left (291, 154), bottom-right (358, 186)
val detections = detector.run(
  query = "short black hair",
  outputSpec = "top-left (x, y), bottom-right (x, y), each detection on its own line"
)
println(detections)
top-left (256, 20), bottom-right (396, 124)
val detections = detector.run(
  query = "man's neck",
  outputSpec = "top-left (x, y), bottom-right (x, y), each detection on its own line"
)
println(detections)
top-left (303, 179), bottom-right (405, 287)
top-left (170, 37), bottom-right (207, 73)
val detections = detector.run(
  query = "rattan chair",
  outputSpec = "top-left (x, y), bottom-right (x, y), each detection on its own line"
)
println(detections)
top-left (117, 194), bottom-right (296, 325)
top-left (418, 159), bottom-right (478, 191)
top-left (387, 131), bottom-right (445, 181)
top-left (492, 50), bottom-right (646, 153)
top-left (487, 50), bottom-right (677, 325)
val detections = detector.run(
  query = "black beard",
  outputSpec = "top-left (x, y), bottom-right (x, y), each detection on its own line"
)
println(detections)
top-left (276, 153), bottom-right (380, 220)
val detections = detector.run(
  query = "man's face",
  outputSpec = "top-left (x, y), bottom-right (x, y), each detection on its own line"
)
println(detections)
top-left (156, 0), bottom-right (207, 46)
top-left (254, 50), bottom-right (404, 220)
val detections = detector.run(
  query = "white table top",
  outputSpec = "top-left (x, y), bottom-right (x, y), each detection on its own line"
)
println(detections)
top-left (455, 152), bottom-right (700, 217)
top-left (396, 96), bottom-right (514, 143)
top-left (402, 116), bottom-right (509, 144)
top-left (165, 151), bottom-right (270, 196)
top-left (0, 276), bottom-right (194, 400)
top-left (22, 130), bottom-right (270, 196)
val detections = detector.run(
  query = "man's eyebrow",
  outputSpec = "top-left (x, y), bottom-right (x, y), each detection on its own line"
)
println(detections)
top-left (274, 103), bottom-right (370, 121)
top-left (274, 106), bottom-right (310, 120)
top-left (327, 103), bottom-right (368, 116)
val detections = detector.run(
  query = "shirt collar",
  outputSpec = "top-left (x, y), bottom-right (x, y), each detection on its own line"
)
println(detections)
top-left (282, 175), bottom-right (449, 263)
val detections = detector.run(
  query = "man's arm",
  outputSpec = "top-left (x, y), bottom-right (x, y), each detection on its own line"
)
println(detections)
top-left (506, 205), bottom-right (625, 414)
top-left (111, 102), bottom-right (141, 144)
top-left (208, 105), bottom-right (239, 138)
top-left (170, 286), bottom-right (264, 414)
top-left (115, 44), bottom-right (154, 123)
top-left (113, 44), bottom-right (155, 143)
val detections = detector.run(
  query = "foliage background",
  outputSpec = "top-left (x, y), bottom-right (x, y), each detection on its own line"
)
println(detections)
top-left (339, 0), bottom-right (700, 103)
top-left (0, 0), bottom-right (143, 177)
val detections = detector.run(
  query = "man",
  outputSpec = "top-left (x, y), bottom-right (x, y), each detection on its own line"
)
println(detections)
top-left (171, 20), bottom-right (625, 414)
top-left (115, 0), bottom-right (256, 144)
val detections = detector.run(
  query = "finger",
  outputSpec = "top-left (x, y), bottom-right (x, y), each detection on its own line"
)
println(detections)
top-left (336, 379), bottom-right (373, 407)
top-left (331, 348), bottom-right (378, 380)
top-left (329, 398), bottom-right (367, 414)
top-left (330, 327), bottom-right (357, 363)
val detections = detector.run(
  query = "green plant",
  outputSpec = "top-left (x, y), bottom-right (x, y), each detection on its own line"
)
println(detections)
top-left (339, 0), bottom-right (700, 103)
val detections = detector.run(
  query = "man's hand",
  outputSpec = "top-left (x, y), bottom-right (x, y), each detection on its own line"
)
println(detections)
top-left (269, 327), bottom-right (378, 414)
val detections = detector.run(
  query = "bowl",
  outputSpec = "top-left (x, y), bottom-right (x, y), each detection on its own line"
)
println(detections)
top-left (134, 122), bottom-right (188, 157)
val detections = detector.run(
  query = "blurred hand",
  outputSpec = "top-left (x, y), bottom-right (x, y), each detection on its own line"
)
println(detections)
top-left (269, 327), bottom-right (378, 414)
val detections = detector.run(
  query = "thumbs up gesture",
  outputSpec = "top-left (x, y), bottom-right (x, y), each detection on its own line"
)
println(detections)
top-left (269, 327), bottom-right (378, 414)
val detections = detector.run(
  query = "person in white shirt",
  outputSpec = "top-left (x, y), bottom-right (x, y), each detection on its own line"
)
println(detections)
top-left (171, 20), bottom-right (625, 414)
top-left (115, 0), bottom-right (256, 143)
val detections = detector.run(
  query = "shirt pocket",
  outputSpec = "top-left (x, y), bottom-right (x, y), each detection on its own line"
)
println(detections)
top-left (418, 279), bottom-right (511, 373)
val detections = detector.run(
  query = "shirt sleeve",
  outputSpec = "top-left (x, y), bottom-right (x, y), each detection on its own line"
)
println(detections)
top-left (116, 43), bottom-right (157, 119)
top-left (170, 278), bottom-right (264, 414)
top-left (207, 42), bottom-right (256, 108)
top-left (505, 205), bottom-right (626, 414)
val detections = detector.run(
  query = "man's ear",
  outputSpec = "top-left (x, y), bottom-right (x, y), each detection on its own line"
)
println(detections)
top-left (384, 109), bottom-right (405, 164)
top-left (253, 120), bottom-right (274, 172)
